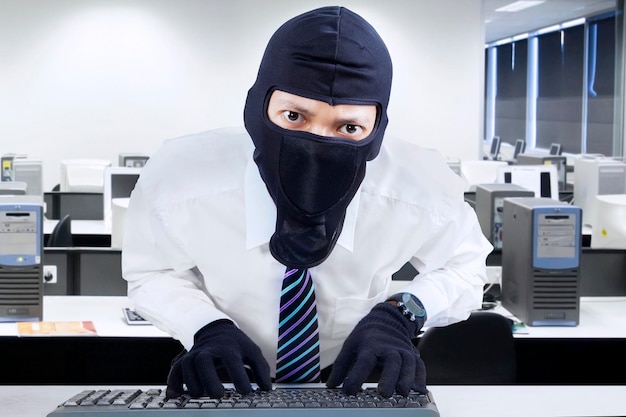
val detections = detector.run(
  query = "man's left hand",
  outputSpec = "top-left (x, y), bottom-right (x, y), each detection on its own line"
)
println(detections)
top-left (326, 302), bottom-right (427, 397)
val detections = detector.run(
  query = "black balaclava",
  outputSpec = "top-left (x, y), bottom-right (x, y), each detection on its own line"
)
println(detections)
top-left (244, 6), bottom-right (392, 269)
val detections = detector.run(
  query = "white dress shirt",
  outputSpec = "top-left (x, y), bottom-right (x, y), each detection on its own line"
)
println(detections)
top-left (122, 126), bottom-right (493, 374)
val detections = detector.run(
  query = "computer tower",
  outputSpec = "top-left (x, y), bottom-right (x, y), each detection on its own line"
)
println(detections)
top-left (13, 159), bottom-right (43, 197)
top-left (0, 200), bottom-right (44, 321)
top-left (475, 183), bottom-right (534, 250)
top-left (501, 197), bottom-right (581, 326)
top-left (1, 154), bottom-right (15, 181)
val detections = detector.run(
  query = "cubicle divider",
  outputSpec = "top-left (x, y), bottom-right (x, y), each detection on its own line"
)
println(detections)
top-left (486, 248), bottom-right (626, 296)
top-left (44, 191), bottom-right (104, 221)
top-left (393, 248), bottom-right (626, 297)
top-left (43, 248), bottom-right (126, 296)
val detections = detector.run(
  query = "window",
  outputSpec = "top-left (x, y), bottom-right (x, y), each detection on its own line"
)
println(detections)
top-left (536, 25), bottom-right (584, 153)
top-left (495, 40), bottom-right (528, 144)
top-left (484, 10), bottom-right (622, 157)
top-left (586, 15), bottom-right (616, 155)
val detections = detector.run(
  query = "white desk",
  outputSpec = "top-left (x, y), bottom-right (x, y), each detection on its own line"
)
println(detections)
top-left (2, 385), bottom-right (625, 417)
top-left (0, 296), bottom-right (168, 338)
top-left (1, 296), bottom-right (625, 338)
top-left (1, 296), bottom-right (625, 385)
top-left (44, 219), bottom-right (110, 235)
top-left (495, 296), bottom-right (626, 338)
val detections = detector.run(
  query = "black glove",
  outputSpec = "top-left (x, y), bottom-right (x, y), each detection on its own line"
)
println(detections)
top-left (166, 319), bottom-right (272, 399)
top-left (326, 302), bottom-right (427, 397)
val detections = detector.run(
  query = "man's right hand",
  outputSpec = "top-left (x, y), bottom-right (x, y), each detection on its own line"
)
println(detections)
top-left (166, 319), bottom-right (272, 399)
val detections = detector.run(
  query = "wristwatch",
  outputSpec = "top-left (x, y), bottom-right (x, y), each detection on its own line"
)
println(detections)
top-left (386, 292), bottom-right (427, 336)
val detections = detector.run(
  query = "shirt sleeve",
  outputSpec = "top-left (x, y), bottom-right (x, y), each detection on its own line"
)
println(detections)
top-left (121, 183), bottom-right (232, 350)
top-left (401, 200), bottom-right (493, 327)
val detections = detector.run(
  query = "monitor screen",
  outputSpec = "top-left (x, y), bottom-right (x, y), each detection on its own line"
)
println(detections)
top-left (490, 136), bottom-right (501, 159)
top-left (103, 167), bottom-right (141, 227)
top-left (497, 164), bottom-right (559, 200)
top-left (513, 139), bottom-right (526, 159)
top-left (549, 143), bottom-right (562, 156)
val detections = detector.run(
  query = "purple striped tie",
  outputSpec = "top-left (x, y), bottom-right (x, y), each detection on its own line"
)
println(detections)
top-left (276, 268), bottom-right (321, 383)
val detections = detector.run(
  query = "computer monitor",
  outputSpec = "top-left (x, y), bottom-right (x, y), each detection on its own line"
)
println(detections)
top-left (513, 139), bottom-right (526, 160)
top-left (591, 194), bottom-right (626, 249)
top-left (574, 157), bottom-right (626, 227)
top-left (60, 159), bottom-right (112, 193)
top-left (13, 159), bottom-right (43, 197)
top-left (496, 164), bottom-right (560, 200)
top-left (103, 167), bottom-right (141, 227)
top-left (118, 154), bottom-right (149, 168)
top-left (516, 154), bottom-right (567, 191)
top-left (489, 136), bottom-right (501, 160)
top-left (549, 143), bottom-right (562, 156)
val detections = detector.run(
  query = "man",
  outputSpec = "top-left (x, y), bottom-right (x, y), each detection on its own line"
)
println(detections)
top-left (122, 6), bottom-right (492, 399)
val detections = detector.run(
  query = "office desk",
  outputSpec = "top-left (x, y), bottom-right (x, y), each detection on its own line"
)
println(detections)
top-left (44, 219), bottom-right (111, 236)
top-left (44, 219), bottom-right (111, 247)
top-left (1, 296), bottom-right (625, 384)
top-left (2, 385), bottom-right (625, 417)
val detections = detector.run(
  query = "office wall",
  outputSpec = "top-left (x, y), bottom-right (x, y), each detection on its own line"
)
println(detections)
top-left (0, 0), bottom-right (484, 191)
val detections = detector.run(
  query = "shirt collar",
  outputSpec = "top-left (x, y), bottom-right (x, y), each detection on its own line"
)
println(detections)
top-left (245, 156), bottom-right (359, 252)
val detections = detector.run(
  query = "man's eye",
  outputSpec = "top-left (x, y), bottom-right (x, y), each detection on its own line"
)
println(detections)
top-left (283, 111), bottom-right (301, 122)
top-left (340, 124), bottom-right (363, 135)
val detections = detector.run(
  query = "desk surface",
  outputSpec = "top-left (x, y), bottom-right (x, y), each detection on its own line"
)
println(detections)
top-left (0, 296), bottom-right (168, 338)
top-left (3, 295), bottom-right (625, 339)
top-left (44, 219), bottom-right (110, 235)
top-left (2, 385), bottom-right (625, 417)
top-left (494, 296), bottom-right (626, 338)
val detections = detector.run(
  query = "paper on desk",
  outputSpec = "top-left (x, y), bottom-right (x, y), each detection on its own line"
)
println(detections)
top-left (17, 321), bottom-right (97, 336)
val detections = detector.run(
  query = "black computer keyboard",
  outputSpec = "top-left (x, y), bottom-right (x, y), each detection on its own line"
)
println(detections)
top-left (47, 386), bottom-right (439, 416)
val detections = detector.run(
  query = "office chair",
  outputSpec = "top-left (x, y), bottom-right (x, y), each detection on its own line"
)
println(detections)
top-left (417, 311), bottom-right (516, 384)
top-left (47, 214), bottom-right (73, 247)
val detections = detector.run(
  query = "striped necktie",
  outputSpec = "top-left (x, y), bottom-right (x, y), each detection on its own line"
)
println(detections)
top-left (276, 268), bottom-right (321, 383)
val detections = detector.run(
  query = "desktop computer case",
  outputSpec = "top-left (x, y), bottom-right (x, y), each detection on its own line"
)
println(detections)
top-left (475, 183), bottom-right (534, 250)
top-left (501, 197), bottom-right (581, 326)
top-left (0, 202), bottom-right (44, 321)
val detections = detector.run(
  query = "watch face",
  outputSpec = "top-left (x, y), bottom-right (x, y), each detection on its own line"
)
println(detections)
top-left (401, 293), bottom-right (426, 318)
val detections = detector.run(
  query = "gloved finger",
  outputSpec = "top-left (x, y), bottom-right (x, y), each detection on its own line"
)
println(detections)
top-left (165, 358), bottom-right (185, 399)
top-left (325, 344), bottom-right (356, 388)
top-left (411, 352), bottom-right (428, 394)
top-left (377, 351), bottom-right (402, 398)
top-left (395, 351), bottom-right (416, 397)
top-left (342, 349), bottom-right (377, 396)
top-left (245, 348), bottom-right (272, 391)
top-left (180, 352), bottom-right (206, 398)
top-left (222, 352), bottom-right (253, 396)
top-left (195, 351), bottom-right (225, 399)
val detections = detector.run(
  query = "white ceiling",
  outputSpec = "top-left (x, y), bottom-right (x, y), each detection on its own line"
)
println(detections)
top-left (484, 0), bottom-right (617, 43)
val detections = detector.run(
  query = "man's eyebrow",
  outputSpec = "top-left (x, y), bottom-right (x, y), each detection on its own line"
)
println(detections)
top-left (276, 98), bottom-right (315, 115)
top-left (335, 114), bottom-right (374, 126)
